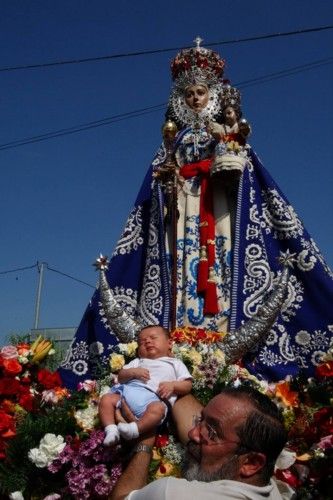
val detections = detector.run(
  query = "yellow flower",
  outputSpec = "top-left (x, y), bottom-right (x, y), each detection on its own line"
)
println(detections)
top-left (109, 353), bottom-right (125, 372)
top-left (191, 366), bottom-right (204, 381)
top-left (155, 460), bottom-right (175, 478)
top-left (152, 448), bottom-right (162, 460)
top-left (226, 140), bottom-right (241, 153)
top-left (186, 348), bottom-right (202, 365)
top-left (212, 349), bottom-right (225, 365)
top-left (126, 341), bottom-right (138, 357)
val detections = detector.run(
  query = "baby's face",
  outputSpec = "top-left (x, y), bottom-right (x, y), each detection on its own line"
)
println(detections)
top-left (138, 327), bottom-right (171, 359)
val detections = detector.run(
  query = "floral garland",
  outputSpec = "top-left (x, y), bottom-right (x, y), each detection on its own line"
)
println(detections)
top-left (0, 329), bottom-right (332, 499)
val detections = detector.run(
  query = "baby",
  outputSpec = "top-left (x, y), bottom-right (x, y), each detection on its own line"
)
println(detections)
top-left (209, 102), bottom-right (251, 179)
top-left (99, 325), bottom-right (193, 446)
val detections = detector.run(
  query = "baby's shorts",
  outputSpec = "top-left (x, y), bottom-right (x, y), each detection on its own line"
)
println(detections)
top-left (110, 382), bottom-right (167, 420)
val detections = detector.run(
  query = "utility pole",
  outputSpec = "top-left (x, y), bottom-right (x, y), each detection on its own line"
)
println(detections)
top-left (33, 261), bottom-right (47, 329)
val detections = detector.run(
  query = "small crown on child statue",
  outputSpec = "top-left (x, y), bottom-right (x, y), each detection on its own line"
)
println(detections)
top-left (171, 36), bottom-right (225, 88)
top-left (220, 82), bottom-right (241, 110)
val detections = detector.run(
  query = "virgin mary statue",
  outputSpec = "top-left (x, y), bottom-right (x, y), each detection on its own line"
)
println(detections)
top-left (59, 40), bottom-right (333, 389)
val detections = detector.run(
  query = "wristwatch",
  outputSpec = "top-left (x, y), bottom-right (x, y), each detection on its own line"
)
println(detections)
top-left (133, 443), bottom-right (153, 454)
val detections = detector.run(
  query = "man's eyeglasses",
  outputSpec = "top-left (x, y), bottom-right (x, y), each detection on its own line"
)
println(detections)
top-left (192, 415), bottom-right (241, 446)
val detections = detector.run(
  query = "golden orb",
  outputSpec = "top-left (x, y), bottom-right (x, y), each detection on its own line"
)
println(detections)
top-left (162, 120), bottom-right (178, 141)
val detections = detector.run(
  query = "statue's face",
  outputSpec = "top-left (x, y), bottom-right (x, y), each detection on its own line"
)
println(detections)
top-left (184, 84), bottom-right (209, 112)
top-left (223, 106), bottom-right (238, 126)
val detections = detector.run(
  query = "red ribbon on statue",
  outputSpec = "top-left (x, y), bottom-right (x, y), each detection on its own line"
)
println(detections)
top-left (180, 158), bottom-right (219, 315)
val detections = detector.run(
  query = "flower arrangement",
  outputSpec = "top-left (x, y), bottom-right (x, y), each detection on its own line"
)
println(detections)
top-left (0, 330), bottom-right (332, 499)
top-left (0, 336), bottom-right (123, 499)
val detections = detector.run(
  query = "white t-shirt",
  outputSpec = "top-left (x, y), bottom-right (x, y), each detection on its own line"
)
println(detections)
top-left (123, 356), bottom-right (192, 405)
top-left (126, 477), bottom-right (295, 500)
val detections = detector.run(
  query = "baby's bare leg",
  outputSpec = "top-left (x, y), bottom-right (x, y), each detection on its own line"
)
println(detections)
top-left (137, 401), bottom-right (166, 434)
top-left (99, 393), bottom-right (121, 446)
top-left (118, 401), bottom-right (166, 440)
top-left (99, 392), bottom-right (121, 426)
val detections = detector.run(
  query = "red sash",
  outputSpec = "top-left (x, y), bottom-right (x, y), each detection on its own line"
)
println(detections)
top-left (180, 159), bottom-right (219, 315)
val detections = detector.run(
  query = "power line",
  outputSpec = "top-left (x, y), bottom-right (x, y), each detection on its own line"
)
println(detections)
top-left (0, 262), bottom-right (95, 288)
top-left (0, 56), bottom-right (331, 152)
top-left (46, 264), bottom-right (95, 289)
top-left (0, 104), bottom-right (166, 151)
top-left (0, 263), bottom-right (38, 275)
top-left (0, 25), bottom-right (332, 73)
top-left (236, 56), bottom-right (333, 88)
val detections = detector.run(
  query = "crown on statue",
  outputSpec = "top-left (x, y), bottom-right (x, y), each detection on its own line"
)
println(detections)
top-left (171, 36), bottom-right (225, 88)
top-left (220, 82), bottom-right (241, 109)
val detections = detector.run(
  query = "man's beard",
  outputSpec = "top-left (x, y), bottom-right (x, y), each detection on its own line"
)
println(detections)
top-left (182, 442), bottom-right (239, 482)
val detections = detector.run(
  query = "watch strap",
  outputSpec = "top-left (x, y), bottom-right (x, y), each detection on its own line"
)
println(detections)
top-left (133, 443), bottom-right (153, 454)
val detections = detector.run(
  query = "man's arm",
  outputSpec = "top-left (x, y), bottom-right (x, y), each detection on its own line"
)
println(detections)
top-left (110, 435), bottom-right (155, 500)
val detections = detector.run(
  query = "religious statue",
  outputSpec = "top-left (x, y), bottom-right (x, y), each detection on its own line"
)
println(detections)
top-left (59, 38), bottom-right (333, 389)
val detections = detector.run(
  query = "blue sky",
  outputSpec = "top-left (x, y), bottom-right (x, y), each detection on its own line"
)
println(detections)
top-left (1, 0), bottom-right (332, 344)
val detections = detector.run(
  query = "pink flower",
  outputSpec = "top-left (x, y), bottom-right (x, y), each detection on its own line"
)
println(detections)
top-left (41, 390), bottom-right (59, 404)
top-left (77, 380), bottom-right (97, 393)
top-left (317, 434), bottom-right (333, 450)
top-left (1, 345), bottom-right (18, 359)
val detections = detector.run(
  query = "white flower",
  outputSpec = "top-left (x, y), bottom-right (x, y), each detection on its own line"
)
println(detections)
top-left (99, 384), bottom-right (112, 397)
top-left (29, 434), bottom-right (66, 467)
top-left (28, 448), bottom-right (49, 468)
top-left (18, 355), bottom-right (29, 364)
top-left (118, 341), bottom-right (138, 357)
top-left (39, 433), bottom-right (66, 458)
top-left (89, 341), bottom-right (104, 356)
top-left (75, 404), bottom-right (98, 431)
top-left (275, 448), bottom-right (296, 470)
top-left (9, 492), bottom-right (24, 500)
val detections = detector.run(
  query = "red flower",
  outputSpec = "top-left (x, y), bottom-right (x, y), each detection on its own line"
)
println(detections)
top-left (275, 468), bottom-right (301, 489)
top-left (2, 358), bottom-right (22, 377)
top-left (18, 393), bottom-right (35, 412)
top-left (314, 407), bottom-right (333, 435)
top-left (155, 434), bottom-right (169, 448)
top-left (37, 368), bottom-right (62, 389)
top-left (0, 377), bottom-right (21, 395)
top-left (0, 400), bottom-right (16, 414)
top-left (0, 440), bottom-right (6, 460)
top-left (0, 411), bottom-right (15, 435)
top-left (275, 381), bottom-right (299, 407)
top-left (20, 373), bottom-right (31, 384)
top-left (316, 361), bottom-right (333, 378)
top-left (159, 463), bottom-right (166, 473)
top-left (16, 342), bottom-right (30, 355)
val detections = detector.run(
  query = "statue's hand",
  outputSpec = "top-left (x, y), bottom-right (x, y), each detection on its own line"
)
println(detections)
top-left (207, 121), bottom-right (224, 140)
top-left (238, 119), bottom-right (251, 138)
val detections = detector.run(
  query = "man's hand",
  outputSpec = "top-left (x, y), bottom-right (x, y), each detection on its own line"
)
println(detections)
top-left (115, 398), bottom-right (136, 424)
top-left (157, 381), bottom-right (175, 399)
